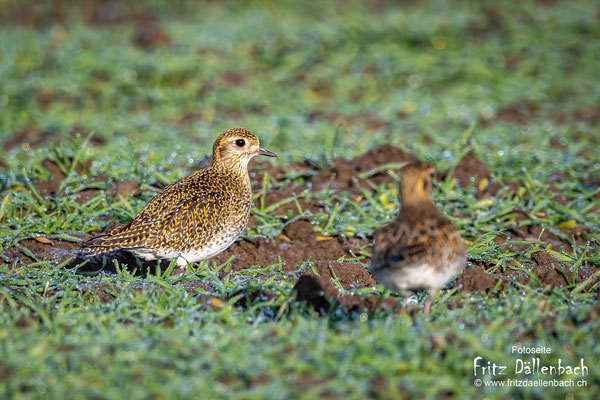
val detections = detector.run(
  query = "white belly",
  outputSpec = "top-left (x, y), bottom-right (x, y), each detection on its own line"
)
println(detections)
top-left (175, 233), bottom-right (238, 266)
top-left (127, 229), bottom-right (240, 267)
top-left (372, 258), bottom-right (464, 293)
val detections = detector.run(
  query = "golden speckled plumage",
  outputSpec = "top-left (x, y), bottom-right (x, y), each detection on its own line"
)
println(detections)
top-left (81, 128), bottom-right (276, 266)
top-left (370, 161), bottom-right (466, 314)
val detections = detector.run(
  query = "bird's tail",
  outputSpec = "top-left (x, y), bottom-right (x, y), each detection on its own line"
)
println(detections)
top-left (79, 235), bottom-right (122, 257)
top-left (79, 245), bottom-right (118, 257)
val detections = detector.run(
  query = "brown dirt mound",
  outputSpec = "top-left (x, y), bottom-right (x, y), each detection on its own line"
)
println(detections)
top-left (113, 179), bottom-right (140, 198)
top-left (438, 152), bottom-right (526, 200)
top-left (26, 158), bottom-right (141, 205)
top-left (451, 152), bottom-right (492, 190)
top-left (454, 266), bottom-right (497, 293)
top-left (575, 106), bottom-right (600, 123)
top-left (457, 253), bottom-right (599, 293)
top-left (496, 107), bottom-right (529, 125)
top-left (4, 128), bottom-right (59, 152)
top-left (131, 20), bottom-right (170, 49)
top-left (532, 264), bottom-right (568, 287)
top-left (311, 144), bottom-right (417, 191)
top-left (293, 275), bottom-right (403, 314)
top-left (293, 275), bottom-right (338, 312)
top-left (505, 209), bottom-right (588, 252)
top-left (478, 105), bottom-right (533, 127)
top-left (2, 238), bottom-right (82, 266)
top-left (337, 293), bottom-right (403, 314)
top-left (213, 219), bottom-right (377, 289)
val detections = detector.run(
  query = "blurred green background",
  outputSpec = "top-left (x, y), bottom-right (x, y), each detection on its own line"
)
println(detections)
top-left (2, 0), bottom-right (598, 166)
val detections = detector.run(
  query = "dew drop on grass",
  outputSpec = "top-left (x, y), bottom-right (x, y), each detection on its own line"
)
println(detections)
top-left (481, 106), bottom-right (494, 119)
top-left (407, 74), bottom-right (422, 89)
top-left (542, 121), bottom-right (553, 131)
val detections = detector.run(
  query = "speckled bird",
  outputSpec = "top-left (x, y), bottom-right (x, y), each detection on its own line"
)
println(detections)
top-left (81, 128), bottom-right (276, 266)
top-left (370, 161), bottom-right (466, 314)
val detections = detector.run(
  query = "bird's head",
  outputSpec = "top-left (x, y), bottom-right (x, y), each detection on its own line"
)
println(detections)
top-left (212, 128), bottom-right (276, 171)
top-left (398, 161), bottom-right (435, 206)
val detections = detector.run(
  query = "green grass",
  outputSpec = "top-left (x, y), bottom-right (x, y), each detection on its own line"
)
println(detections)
top-left (1, 0), bottom-right (599, 398)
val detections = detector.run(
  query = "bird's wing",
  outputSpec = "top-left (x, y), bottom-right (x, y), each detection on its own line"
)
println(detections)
top-left (372, 214), bottom-right (461, 270)
top-left (83, 175), bottom-right (229, 251)
top-left (372, 221), bottom-right (430, 268)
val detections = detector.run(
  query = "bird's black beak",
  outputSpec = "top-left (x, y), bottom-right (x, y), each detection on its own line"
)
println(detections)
top-left (257, 148), bottom-right (277, 157)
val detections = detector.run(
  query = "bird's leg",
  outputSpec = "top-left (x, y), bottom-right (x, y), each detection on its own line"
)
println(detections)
top-left (424, 289), bottom-right (436, 315)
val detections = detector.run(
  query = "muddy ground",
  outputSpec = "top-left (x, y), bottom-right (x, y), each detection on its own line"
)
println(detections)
top-left (2, 132), bottom-right (599, 313)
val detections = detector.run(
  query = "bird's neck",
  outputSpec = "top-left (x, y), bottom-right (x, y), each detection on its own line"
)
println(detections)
top-left (212, 158), bottom-right (252, 186)
top-left (399, 193), bottom-right (435, 209)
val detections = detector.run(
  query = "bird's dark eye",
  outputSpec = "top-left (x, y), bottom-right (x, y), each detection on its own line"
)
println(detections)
top-left (235, 139), bottom-right (245, 147)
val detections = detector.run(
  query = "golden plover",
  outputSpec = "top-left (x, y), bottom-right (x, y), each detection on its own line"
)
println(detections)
top-left (81, 128), bottom-right (276, 267)
top-left (370, 161), bottom-right (466, 314)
